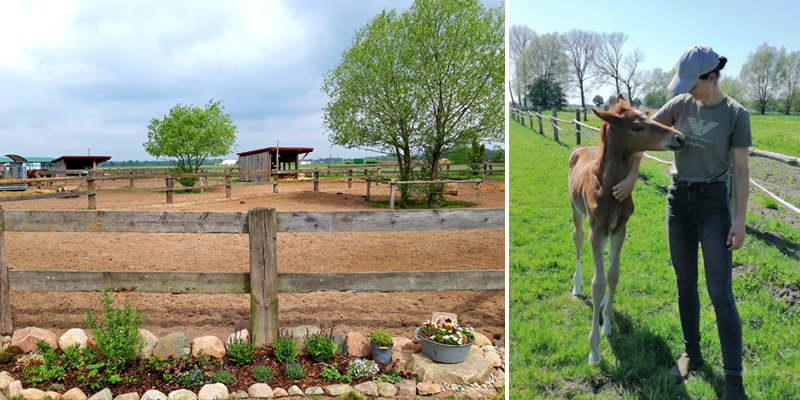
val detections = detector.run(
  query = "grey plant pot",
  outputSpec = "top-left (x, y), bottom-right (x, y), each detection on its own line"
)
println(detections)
top-left (371, 344), bottom-right (393, 363)
top-left (415, 327), bottom-right (471, 364)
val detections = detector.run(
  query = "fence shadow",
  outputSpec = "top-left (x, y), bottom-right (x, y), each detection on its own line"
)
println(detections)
top-left (746, 225), bottom-right (799, 261)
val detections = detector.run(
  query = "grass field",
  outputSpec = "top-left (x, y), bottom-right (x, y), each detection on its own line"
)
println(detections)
top-left (509, 118), bottom-right (800, 399)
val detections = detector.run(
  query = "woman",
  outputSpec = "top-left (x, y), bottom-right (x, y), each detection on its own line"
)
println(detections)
top-left (612, 45), bottom-right (750, 400)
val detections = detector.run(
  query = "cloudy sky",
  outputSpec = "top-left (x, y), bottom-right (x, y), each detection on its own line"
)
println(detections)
top-left (1, 0), bottom-right (502, 162)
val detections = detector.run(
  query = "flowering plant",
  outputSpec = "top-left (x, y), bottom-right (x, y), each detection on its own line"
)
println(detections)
top-left (416, 318), bottom-right (474, 346)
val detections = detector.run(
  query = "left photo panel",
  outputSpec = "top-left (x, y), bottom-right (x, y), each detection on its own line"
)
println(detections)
top-left (0, 0), bottom-right (507, 399)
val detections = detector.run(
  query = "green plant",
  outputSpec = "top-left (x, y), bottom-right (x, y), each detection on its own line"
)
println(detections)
top-left (211, 370), bottom-right (234, 385)
top-left (149, 354), bottom-right (194, 383)
top-left (762, 196), bottom-right (779, 210)
top-left (77, 362), bottom-right (106, 391)
top-left (60, 343), bottom-right (85, 372)
top-left (177, 365), bottom-right (206, 386)
top-left (196, 350), bottom-right (212, 370)
top-left (46, 383), bottom-right (66, 392)
top-left (417, 318), bottom-right (474, 345)
top-left (0, 345), bottom-right (22, 364)
top-left (24, 340), bottom-right (66, 384)
top-left (81, 346), bottom-right (99, 366)
top-left (253, 365), bottom-right (273, 382)
top-left (347, 358), bottom-right (379, 378)
top-left (226, 338), bottom-right (255, 365)
top-left (274, 331), bottom-right (298, 364)
top-left (368, 330), bottom-right (393, 348)
top-left (284, 362), bottom-right (305, 380)
top-left (336, 391), bottom-right (366, 400)
top-left (320, 363), bottom-right (352, 383)
top-left (83, 287), bottom-right (144, 374)
top-left (305, 329), bottom-right (336, 363)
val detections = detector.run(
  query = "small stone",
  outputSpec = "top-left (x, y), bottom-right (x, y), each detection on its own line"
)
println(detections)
top-left (483, 349), bottom-right (503, 368)
top-left (459, 388), bottom-right (498, 398)
top-left (58, 329), bottom-right (89, 351)
top-left (87, 389), bottom-right (112, 400)
top-left (376, 382), bottom-right (397, 397)
top-left (247, 384), bottom-right (273, 398)
top-left (197, 384), bottom-right (227, 400)
top-left (433, 390), bottom-right (456, 399)
top-left (493, 379), bottom-right (505, 389)
top-left (286, 386), bottom-right (302, 396)
top-left (62, 388), bottom-right (88, 400)
top-left (4, 381), bottom-right (22, 398)
top-left (391, 349), bottom-right (416, 372)
top-left (286, 325), bottom-right (321, 338)
top-left (19, 389), bottom-right (47, 400)
top-left (230, 391), bottom-right (248, 399)
top-left (395, 380), bottom-right (416, 397)
top-left (472, 332), bottom-right (492, 347)
top-left (492, 339), bottom-right (505, 349)
top-left (322, 385), bottom-right (353, 396)
top-left (46, 392), bottom-right (62, 400)
top-left (353, 382), bottom-right (378, 397)
top-left (10, 328), bottom-right (59, 353)
top-left (225, 330), bottom-right (250, 348)
top-left (303, 387), bottom-right (324, 395)
top-left (392, 336), bottom-right (416, 352)
top-left (140, 390), bottom-right (167, 400)
top-left (153, 332), bottom-right (191, 359)
top-left (0, 376), bottom-right (13, 392)
top-left (191, 336), bottom-right (225, 359)
top-left (113, 393), bottom-right (139, 400)
top-left (332, 333), bottom-right (346, 354)
top-left (138, 330), bottom-right (159, 359)
top-left (345, 332), bottom-right (370, 357)
top-left (272, 388), bottom-right (288, 398)
top-left (417, 383), bottom-right (442, 395)
top-left (167, 389), bottom-right (197, 400)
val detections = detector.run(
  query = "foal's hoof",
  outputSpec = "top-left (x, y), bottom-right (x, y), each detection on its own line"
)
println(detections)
top-left (601, 319), bottom-right (612, 336)
top-left (588, 350), bottom-right (600, 365)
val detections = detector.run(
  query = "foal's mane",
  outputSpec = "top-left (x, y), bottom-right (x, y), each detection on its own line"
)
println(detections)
top-left (598, 100), bottom-right (633, 144)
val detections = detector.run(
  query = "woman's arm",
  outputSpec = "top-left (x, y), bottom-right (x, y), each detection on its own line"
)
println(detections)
top-left (612, 152), bottom-right (643, 201)
top-left (727, 147), bottom-right (749, 251)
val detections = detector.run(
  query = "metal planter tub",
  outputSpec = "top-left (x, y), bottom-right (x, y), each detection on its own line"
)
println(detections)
top-left (415, 327), bottom-right (471, 364)
top-left (371, 344), bottom-right (392, 363)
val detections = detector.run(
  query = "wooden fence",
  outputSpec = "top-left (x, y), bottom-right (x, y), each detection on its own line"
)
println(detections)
top-left (0, 207), bottom-right (505, 344)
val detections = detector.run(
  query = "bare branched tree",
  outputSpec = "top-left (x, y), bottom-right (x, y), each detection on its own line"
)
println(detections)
top-left (740, 43), bottom-right (784, 114)
top-left (619, 48), bottom-right (647, 102)
top-left (593, 32), bottom-right (628, 96)
top-left (779, 50), bottom-right (800, 114)
top-left (509, 25), bottom-right (535, 107)
top-left (519, 32), bottom-right (570, 100)
top-left (563, 29), bottom-right (598, 117)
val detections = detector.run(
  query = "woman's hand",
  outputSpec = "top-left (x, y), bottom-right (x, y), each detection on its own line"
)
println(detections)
top-left (612, 177), bottom-right (636, 201)
top-left (727, 219), bottom-right (746, 251)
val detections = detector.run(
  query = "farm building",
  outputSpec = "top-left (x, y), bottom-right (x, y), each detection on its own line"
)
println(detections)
top-left (51, 156), bottom-right (112, 173)
top-left (237, 147), bottom-right (313, 182)
top-left (0, 155), bottom-right (54, 179)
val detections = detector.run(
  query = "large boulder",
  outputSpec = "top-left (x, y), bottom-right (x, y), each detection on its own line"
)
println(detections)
top-left (137, 330), bottom-right (159, 359)
top-left (197, 384), bottom-right (227, 400)
top-left (345, 332), bottom-right (370, 358)
top-left (246, 384), bottom-right (273, 398)
top-left (87, 389), bottom-right (112, 400)
top-left (352, 382), bottom-right (378, 397)
top-left (113, 393), bottom-right (139, 400)
top-left (376, 382), bottom-right (397, 397)
top-left (62, 388), bottom-right (88, 400)
top-left (153, 333), bottom-right (191, 359)
top-left (322, 385), bottom-right (352, 396)
top-left (191, 336), bottom-right (225, 359)
top-left (19, 389), bottom-right (47, 400)
top-left (10, 328), bottom-right (58, 353)
top-left (410, 346), bottom-right (493, 385)
top-left (140, 391), bottom-right (166, 400)
top-left (4, 380), bottom-right (22, 398)
top-left (167, 390), bottom-right (196, 400)
top-left (58, 329), bottom-right (89, 351)
top-left (395, 380), bottom-right (416, 397)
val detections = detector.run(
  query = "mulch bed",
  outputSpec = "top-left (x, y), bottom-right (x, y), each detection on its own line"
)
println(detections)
top-left (0, 347), bottom-right (392, 395)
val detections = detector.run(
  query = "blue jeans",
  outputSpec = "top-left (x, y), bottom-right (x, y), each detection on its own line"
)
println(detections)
top-left (666, 178), bottom-right (743, 376)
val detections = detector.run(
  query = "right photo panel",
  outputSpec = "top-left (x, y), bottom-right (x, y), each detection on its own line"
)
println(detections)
top-left (508, 1), bottom-right (800, 399)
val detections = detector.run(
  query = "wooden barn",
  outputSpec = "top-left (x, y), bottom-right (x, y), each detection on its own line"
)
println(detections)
top-left (51, 156), bottom-right (112, 174)
top-left (237, 147), bottom-right (313, 182)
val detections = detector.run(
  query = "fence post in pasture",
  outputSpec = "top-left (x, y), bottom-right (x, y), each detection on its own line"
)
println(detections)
top-left (0, 206), bottom-right (12, 335)
top-left (226, 174), bottom-right (232, 199)
top-left (537, 107), bottom-right (543, 135)
top-left (521, 110), bottom-right (525, 127)
top-left (389, 179), bottom-right (396, 210)
top-left (273, 174), bottom-right (279, 194)
top-left (489, 164), bottom-right (493, 176)
top-left (483, 162), bottom-right (488, 180)
top-left (366, 178), bottom-right (371, 201)
top-left (476, 181), bottom-right (481, 205)
top-left (583, 108), bottom-right (587, 121)
top-left (248, 207), bottom-right (279, 347)
top-left (529, 111), bottom-right (533, 130)
top-left (376, 168), bottom-right (381, 185)
top-left (313, 168), bottom-right (319, 192)
top-left (87, 176), bottom-right (97, 210)
top-left (575, 109), bottom-right (582, 145)
top-left (348, 169), bottom-right (353, 189)
top-left (166, 177), bottom-right (174, 204)
top-left (130, 170), bottom-right (135, 188)
top-left (552, 108), bottom-right (559, 142)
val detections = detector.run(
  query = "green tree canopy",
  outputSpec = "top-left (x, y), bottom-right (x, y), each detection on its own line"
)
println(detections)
top-left (144, 99), bottom-right (237, 173)
top-left (527, 74), bottom-right (566, 110)
top-left (592, 95), bottom-right (604, 107)
top-left (321, 0), bottom-right (504, 207)
top-left (643, 91), bottom-right (667, 109)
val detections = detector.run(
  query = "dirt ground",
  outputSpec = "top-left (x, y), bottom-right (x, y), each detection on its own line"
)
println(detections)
top-left (3, 179), bottom-right (506, 341)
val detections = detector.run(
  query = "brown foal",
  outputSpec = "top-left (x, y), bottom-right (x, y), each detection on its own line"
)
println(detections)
top-left (568, 96), bottom-right (686, 365)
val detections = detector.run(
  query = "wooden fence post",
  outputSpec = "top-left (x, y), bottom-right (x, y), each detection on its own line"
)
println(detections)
top-left (366, 178), bottom-right (371, 201)
top-left (583, 108), bottom-right (587, 121)
top-left (348, 169), bottom-right (353, 189)
top-left (226, 174), bottom-right (232, 199)
top-left (389, 179), bottom-right (396, 210)
top-left (575, 109), bottom-right (582, 146)
top-left (376, 168), bottom-right (381, 185)
top-left (552, 108), bottom-right (559, 142)
top-left (476, 181), bottom-right (481, 206)
top-left (537, 107), bottom-right (543, 135)
top-left (327, 164), bottom-right (330, 178)
top-left (0, 206), bottom-right (12, 335)
top-left (521, 110), bottom-right (525, 127)
top-left (528, 111), bottom-right (533, 130)
top-left (166, 177), bottom-right (174, 204)
top-left (130, 170), bottom-right (135, 188)
top-left (88, 177), bottom-right (97, 210)
top-left (483, 162), bottom-right (488, 180)
top-left (489, 164), bottom-right (493, 176)
top-left (313, 169), bottom-right (319, 192)
top-left (273, 174), bottom-right (278, 194)
top-left (248, 207), bottom-right (278, 347)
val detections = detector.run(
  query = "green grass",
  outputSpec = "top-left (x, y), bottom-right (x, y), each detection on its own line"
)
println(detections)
top-left (367, 198), bottom-right (474, 209)
top-left (509, 118), bottom-right (800, 399)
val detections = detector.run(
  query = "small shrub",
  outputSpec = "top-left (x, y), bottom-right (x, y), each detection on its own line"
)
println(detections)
top-left (0, 346), bottom-right (22, 364)
top-left (347, 358), bottom-right (379, 378)
top-left (60, 343), bottom-right (85, 372)
top-left (253, 365), bottom-right (273, 382)
top-left (177, 365), bottom-right (206, 386)
top-left (16, 353), bottom-right (44, 371)
top-left (196, 350), bottom-right (212, 370)
top-left (305, 331), bottom-right (336, 363)
top-left (320, 363), bottom-right (352, 383)
top-left (284, 362), bottom-right (305, 380)
top-left (83, 287), bottom-right (144, 374)
top-left (368, 330), bottom-right (393, 348)
top-left (274, 332), bottom-right (298, 364)
top-left (762, 196), bottom-right (779, 210)
top-left (227, 338), bottom-right (255, 366)
top-left (211, 370), bottom-right (234, 385)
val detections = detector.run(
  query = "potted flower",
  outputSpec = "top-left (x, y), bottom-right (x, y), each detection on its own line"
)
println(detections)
top-left (369, 330), bottom-right (394, 363)
top-left (415, 318), bottom-right (474, 364)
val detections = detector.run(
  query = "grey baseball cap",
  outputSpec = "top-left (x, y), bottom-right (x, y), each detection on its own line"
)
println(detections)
top-left (668, 45), bottom-right (720, 94)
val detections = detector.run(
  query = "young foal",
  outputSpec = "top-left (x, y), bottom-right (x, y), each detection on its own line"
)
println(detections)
top-left (569, 97), bottom-right (686, 365)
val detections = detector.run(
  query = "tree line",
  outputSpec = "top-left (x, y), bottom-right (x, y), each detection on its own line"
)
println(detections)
top-left (510, 26), bottom-right (800, 115)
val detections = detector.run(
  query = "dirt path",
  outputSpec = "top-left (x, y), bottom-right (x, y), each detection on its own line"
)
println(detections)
top-left (4, 180), bottom-right (506, 341)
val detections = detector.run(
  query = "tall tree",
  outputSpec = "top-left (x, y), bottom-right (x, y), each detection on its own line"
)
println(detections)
top-left (528, 74), bottom-right (567, 110)
top-left (321, 0), bottom-right (504, 208)
top-left (593, 32), bottom-right (628, 95)
top-left (144, 99), bottom-right (238, 174)
top-left (592, 95), bottom-right (604, 107)
top-left (740, 43), bottom-right (784, 115)
top-left (779, 50), bottom-right (800, 114)
top-left (619, 48), bottom-right (647, 102)
top-left (562, 29), bottom-right (598, 120)
top-left (519, 33), bottom-right (570, 95)
top-left (510, 25), bottom-right (535, 107)
top-left (719, 76), bottom-right (746, 106)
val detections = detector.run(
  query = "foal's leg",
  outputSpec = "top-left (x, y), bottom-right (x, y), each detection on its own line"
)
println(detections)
top-left (603, 225), bottom-right (625, 336)
top-left (572, 205), bottom-right (585, 297)
top-left (587, 227), bottom-right (608, 365)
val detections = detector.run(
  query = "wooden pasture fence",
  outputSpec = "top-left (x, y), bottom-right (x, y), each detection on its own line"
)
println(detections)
top-left (0, 207), bottom-right (505, 344)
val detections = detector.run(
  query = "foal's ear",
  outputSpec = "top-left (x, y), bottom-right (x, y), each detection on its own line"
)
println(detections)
top-left (591, 108), bottom-right (622, 126)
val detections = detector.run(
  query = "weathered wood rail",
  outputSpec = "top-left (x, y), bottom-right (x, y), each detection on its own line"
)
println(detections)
top-left (0, 207), bottom-right (505, 345)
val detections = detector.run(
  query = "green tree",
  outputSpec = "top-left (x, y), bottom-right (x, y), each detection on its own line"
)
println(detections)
top-left (643, 91), bottom-right (666, 109)
top-left (144, 99), bottom-right (238, 179)
top-left (631, 98), bottom-right (642, 108)
top-left (592, 95), bottom-right (604, 107)
top-left (527, 74), bottom-right (566, 110)
top-left (489, 145), bottom-right (504, 163)
top-left (740, 43), bottom-right (784, 115)
top-left (468, 138), bottom-right (486, 173)
top-left (719, 76), bottom-right (746, 106)
top-left (321, 0), bottom-right (504, 208)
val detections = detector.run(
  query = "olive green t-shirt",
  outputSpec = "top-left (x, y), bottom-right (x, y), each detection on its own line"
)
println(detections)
top-left (652, 93), bottom-right (752, 183)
